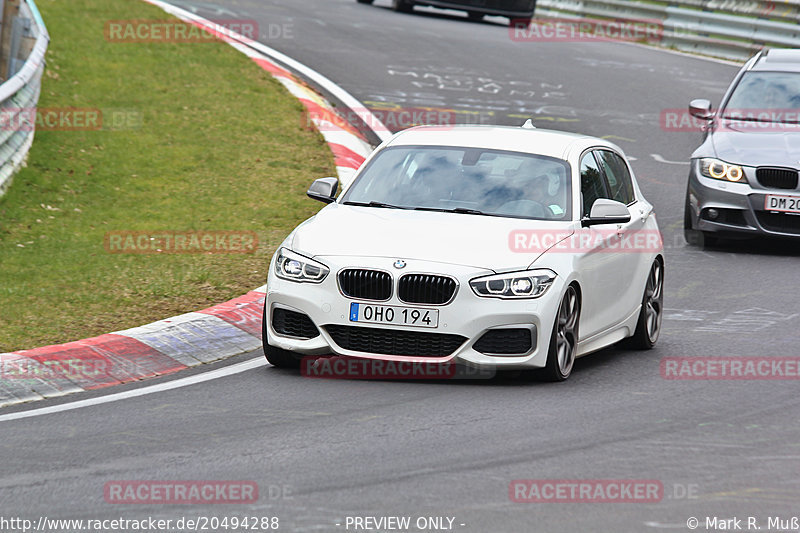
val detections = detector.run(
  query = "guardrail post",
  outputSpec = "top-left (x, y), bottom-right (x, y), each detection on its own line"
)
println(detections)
top-left (0, 0), bottom-right (21, 81)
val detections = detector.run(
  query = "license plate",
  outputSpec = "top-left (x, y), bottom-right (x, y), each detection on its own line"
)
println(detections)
top-left (349, 302), bottom-right (439, 328)
top-left (764, 194), bottom-right (800, 213)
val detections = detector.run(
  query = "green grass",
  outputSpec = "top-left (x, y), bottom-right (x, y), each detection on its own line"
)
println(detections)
top-left (0, 0), bottom-right (336, 351)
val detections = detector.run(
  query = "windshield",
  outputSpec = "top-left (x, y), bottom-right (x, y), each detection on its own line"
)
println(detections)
top-left (723, 71), bottom-right (800, 119)
top-left (341, 145), bottom-right (572, 220)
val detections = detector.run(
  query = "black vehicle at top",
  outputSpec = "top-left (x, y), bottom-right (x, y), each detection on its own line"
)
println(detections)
top-left (357, 0), bottom-right (536, 24)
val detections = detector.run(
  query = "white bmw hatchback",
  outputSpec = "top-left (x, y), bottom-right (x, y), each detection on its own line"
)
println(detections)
top-left (263, 124), bottom-right (664, 381)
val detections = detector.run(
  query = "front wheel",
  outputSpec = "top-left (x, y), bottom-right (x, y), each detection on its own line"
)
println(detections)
top-left (626, 259), bottom-right (664, 350)
top-left (542, 285), bottom-right (580, 382)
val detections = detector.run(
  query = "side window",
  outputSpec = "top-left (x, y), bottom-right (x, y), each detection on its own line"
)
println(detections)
top-left (579, 152), bottom-right (608, 217)
top-left (596, 150), bottom-right (635, 205)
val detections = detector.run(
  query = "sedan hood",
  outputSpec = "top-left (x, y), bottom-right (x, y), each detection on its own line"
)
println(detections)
top-left (290, 203), bottom-right (574, 271)
top-left (711, 125), bottom-right (800, 168)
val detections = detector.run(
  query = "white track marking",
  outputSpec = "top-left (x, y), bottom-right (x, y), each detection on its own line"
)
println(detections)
top-left (0, 357), bottom-right (265, 423)
top-left (651, 153), bottom-right (690, 165)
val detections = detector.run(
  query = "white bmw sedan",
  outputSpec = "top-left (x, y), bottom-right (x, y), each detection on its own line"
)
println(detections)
top-left (263, 124), bottom-right (663, 381)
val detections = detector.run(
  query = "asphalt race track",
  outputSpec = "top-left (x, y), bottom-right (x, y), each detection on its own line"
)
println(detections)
top-left (2, 1), bottom-right (799, 531)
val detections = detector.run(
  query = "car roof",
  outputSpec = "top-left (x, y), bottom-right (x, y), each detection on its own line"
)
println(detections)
top-left (384, 124), bottom-right (613, 160)
top-left (750, 49), bottom-right (800, 73)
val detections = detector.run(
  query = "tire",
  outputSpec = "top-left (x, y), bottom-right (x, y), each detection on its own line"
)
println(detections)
top-left (467, 11), bottom-right (484, 21)
top-left (261, 303), bottom-right (301, 368)
top-left (392, 0), bottom-right (413, 13)
top-left (626, 258), bottom-right (664, 350)
top-left (356, 0), bottom-right (374, 3)
top-left (541, 285), bottom-right (580, 382)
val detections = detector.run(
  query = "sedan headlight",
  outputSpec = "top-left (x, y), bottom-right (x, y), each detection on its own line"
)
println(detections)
top-left (470, 269), bottom-right (556, 299)
top-left (274, 248), bottom-right (329, 283)
top-left (700, 158), bottom-right (746, 183)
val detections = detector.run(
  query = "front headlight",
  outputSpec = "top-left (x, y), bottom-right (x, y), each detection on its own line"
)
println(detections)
top-left (274, 248), bottom-right (329, 283)
top-left (699, 158), bottom-right (746, 183)
top-left (469, 269), bottom-right (556, 299)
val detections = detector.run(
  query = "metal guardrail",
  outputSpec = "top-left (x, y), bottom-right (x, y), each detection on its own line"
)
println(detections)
top-left (0, 0), bottom-right (48, 198)
top-left (537, 0), bottom-right (800, 60)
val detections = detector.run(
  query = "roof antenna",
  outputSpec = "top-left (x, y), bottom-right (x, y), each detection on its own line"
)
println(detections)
top-left (521, 119), bottom-right (536, 129)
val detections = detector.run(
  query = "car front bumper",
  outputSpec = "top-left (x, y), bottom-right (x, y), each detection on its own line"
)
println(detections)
top-left (687, 160), bottom-right (800, 239)
top-left (265, 255), bottom-right (563, 370)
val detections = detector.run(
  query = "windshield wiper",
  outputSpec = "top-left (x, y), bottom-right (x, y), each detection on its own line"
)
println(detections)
top-left (413, 206), bottom-right (495, 216)
top-left (342, 201), bottom-right (406, 209)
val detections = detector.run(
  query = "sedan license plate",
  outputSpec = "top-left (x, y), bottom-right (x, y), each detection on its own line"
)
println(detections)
top-left (349, 302), bottom-right (439, 328)
top-left (765, 194), bottom-right (800, 214)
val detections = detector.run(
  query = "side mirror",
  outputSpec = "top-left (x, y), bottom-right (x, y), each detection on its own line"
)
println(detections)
top-left (582, 199), bottom-right (631, 227)
top-left (689, 98), bottom-right (714, 120)
top-left (307, 177), bottom-right (339, 204)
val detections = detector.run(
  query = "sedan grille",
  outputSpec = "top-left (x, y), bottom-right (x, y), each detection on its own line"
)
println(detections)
top-left (473, 329), bottom-right (534, 355)
top-left (325, 325), bottom-right (466, 357)
top-left (272, 308), bottom-right (319, 339)
top-left (756, 167), bottom-right (799, 190)
top-left (398, 274), bottom-right (457, 305)
top-left (338, 269), bottom-right (392, 301)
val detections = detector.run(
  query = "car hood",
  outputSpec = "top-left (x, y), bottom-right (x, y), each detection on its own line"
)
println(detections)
top-left (711, 125), bottom-right (800, 168)
top-left (290, 203), bottom-right (575, 272)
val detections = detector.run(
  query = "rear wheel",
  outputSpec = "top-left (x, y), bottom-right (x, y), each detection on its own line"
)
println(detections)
top-left (626, 259), bottom-right (664, 350)
top-left (542, 285), bottom-right (580, 382)
top-left (262, 303), bottom-right (301, 368)
top-left (392, 0), bottom-right (413, 12)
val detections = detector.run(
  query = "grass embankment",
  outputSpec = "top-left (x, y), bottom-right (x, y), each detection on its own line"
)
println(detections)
top-left (0, 0), bottom-right (335, 351)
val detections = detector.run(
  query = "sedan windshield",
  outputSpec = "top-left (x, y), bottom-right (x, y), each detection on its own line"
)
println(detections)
top-left (723, 71), bottom-right (800, 119)
top-left (341, 146), bottom-right (572, 220)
